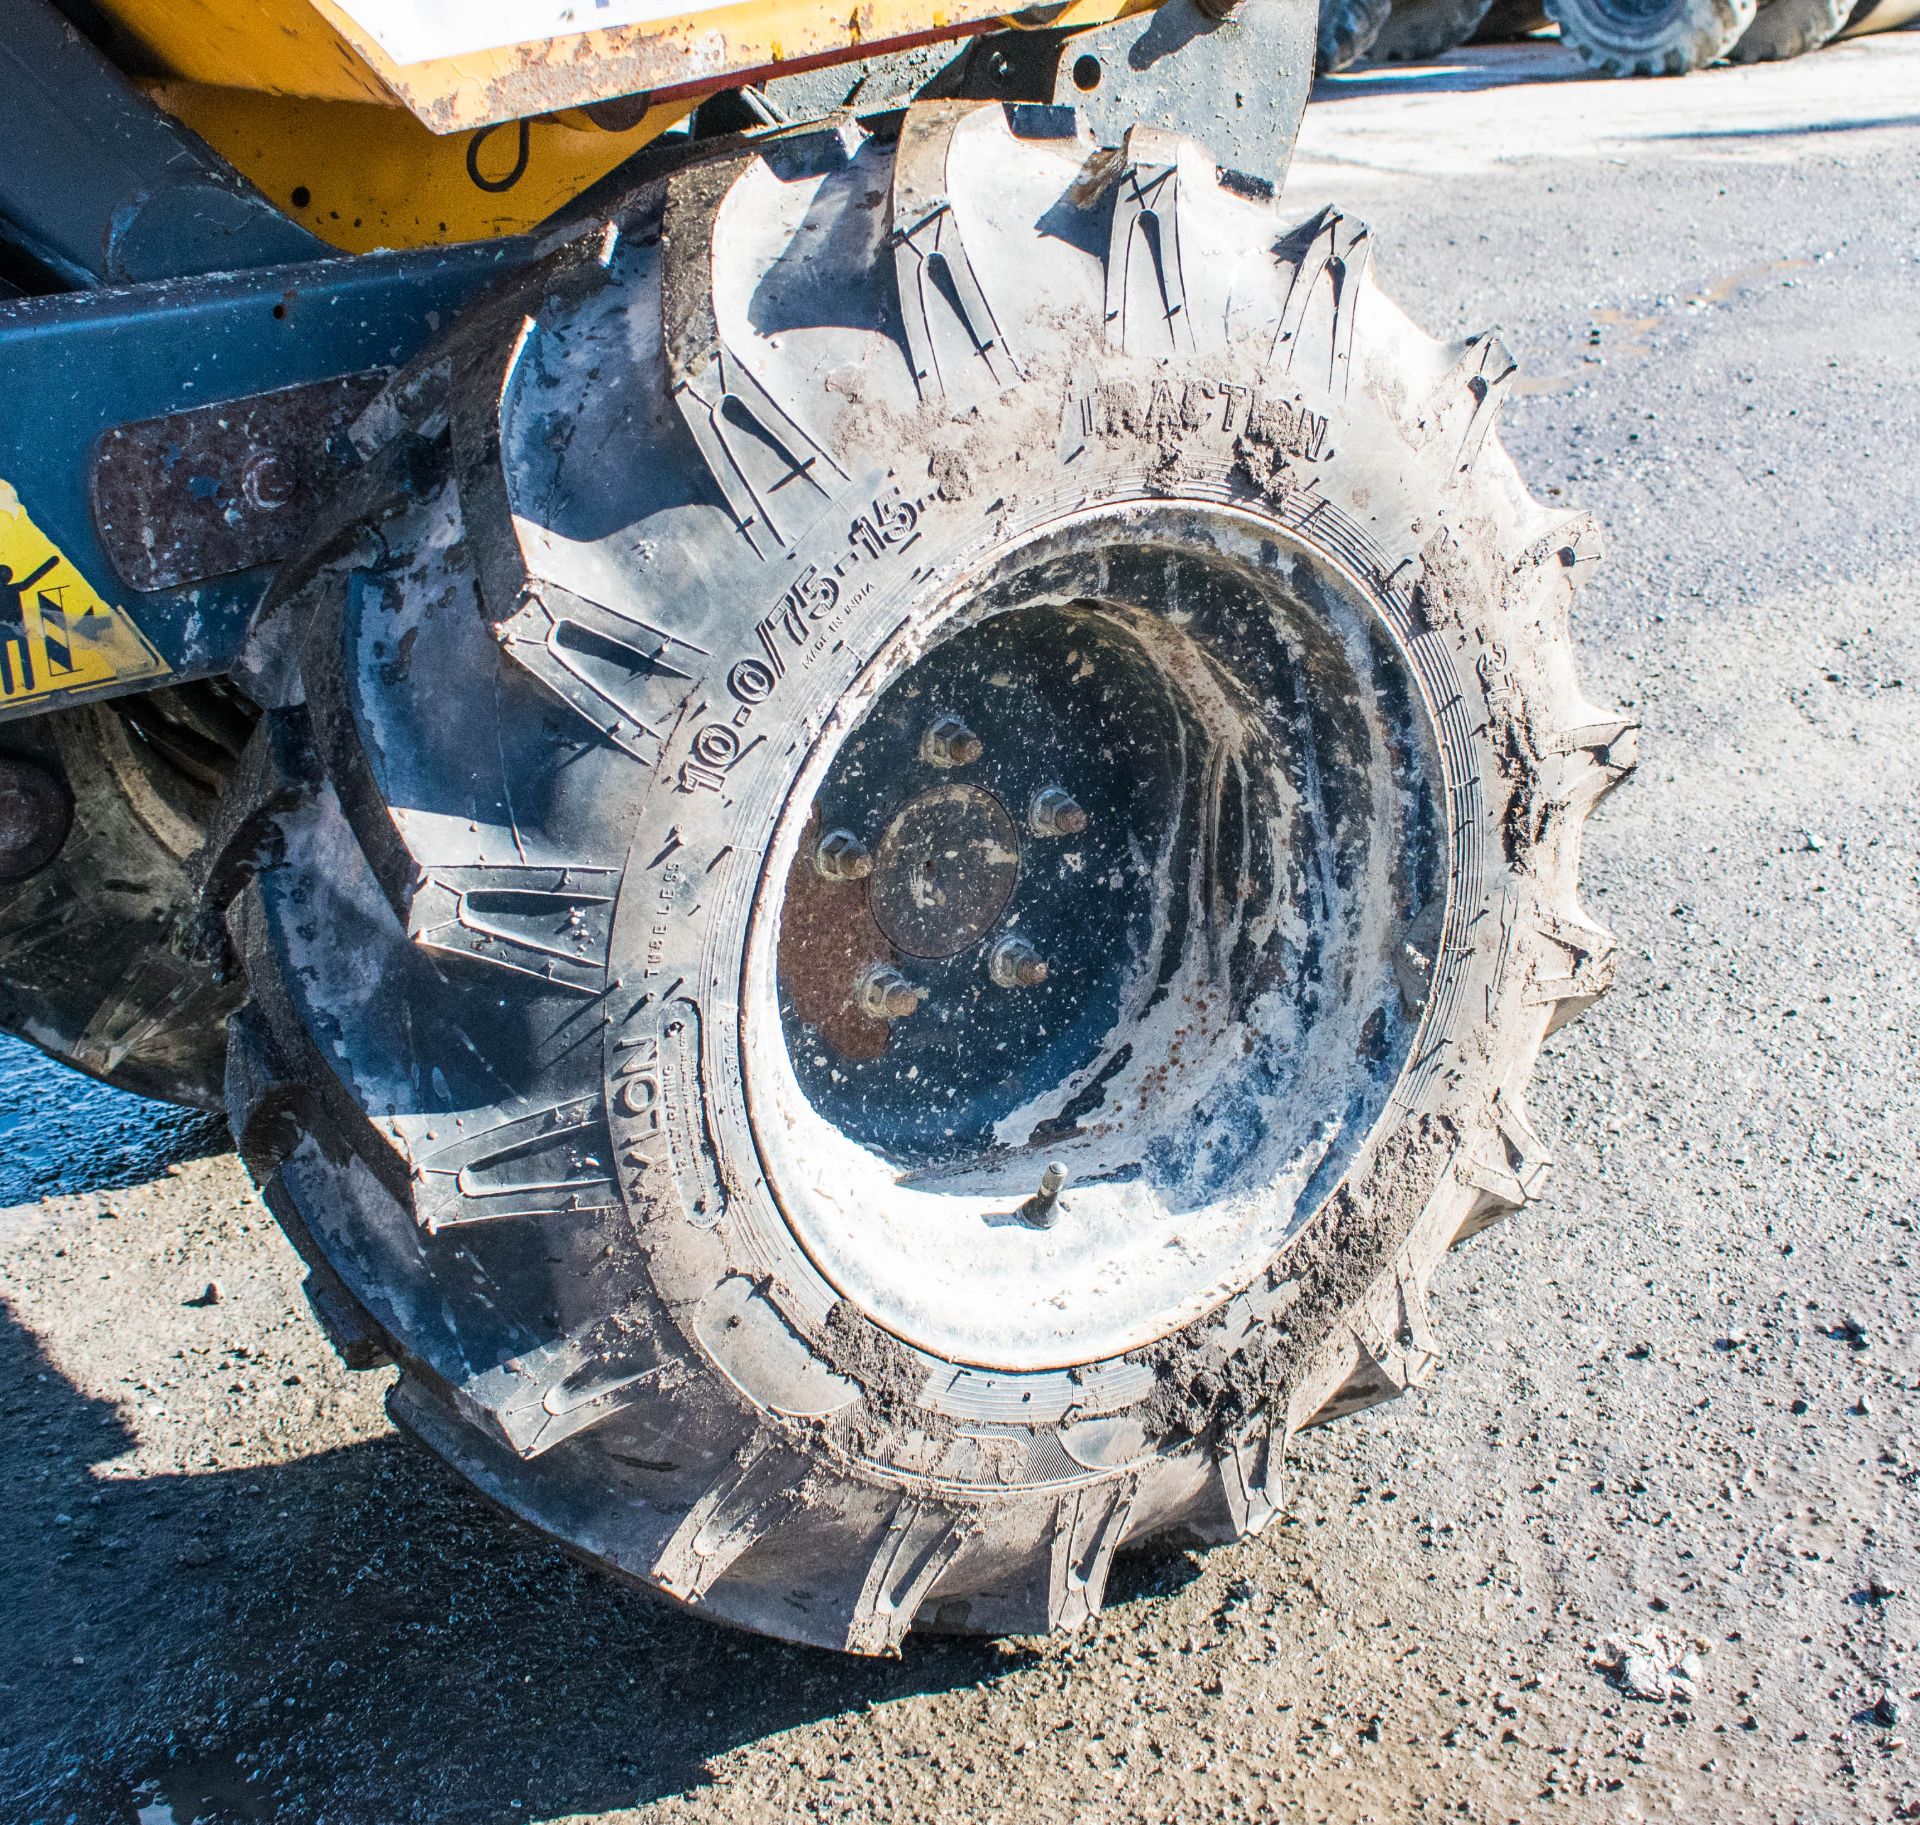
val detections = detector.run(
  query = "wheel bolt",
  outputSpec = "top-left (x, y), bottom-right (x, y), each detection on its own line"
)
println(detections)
top-left (1028, 786), bottom-right (1087, 837)
top-left (813, 828), bottom-right (873, 881)
top-left (988, 935), bottom-right (1048, 988)
top-left (855, 963), bottom-right (923, 1021)
top-left (241, 452), bottom-right (297, 511)
top-left (921, 714), bottom-right (983, 769)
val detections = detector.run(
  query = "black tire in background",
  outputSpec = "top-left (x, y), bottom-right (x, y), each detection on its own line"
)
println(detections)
top-left (1474, 0), bottom-right (1553, 34)
top-left (0, 684), bottom-right (248, 1107)
top-left (1317, 0), bottom-right (1395, 67)
top-left (1727, 0), bottom-right (1847, 54)
top-left (223, 102), bottom-right (1633, 1652)
top-left (1372, 0), bottom-right (1501, 59)
top-left (1836, 0), bottom-right (1920, 34)
top-left (1547, 0), bottom-right (1756, 70)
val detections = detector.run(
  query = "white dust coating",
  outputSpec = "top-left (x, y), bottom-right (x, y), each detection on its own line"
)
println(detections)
top-left (742, 511), bottom-right (1422, 1372)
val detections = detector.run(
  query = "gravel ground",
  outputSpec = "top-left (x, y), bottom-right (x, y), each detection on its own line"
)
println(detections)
top-left (4, 37), bottom-right (1919, 1825)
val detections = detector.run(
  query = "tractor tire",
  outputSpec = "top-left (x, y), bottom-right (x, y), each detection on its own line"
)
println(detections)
top-left (1317, 0), bottom-right (1394, 69)
top-left (0, 684), bottom-right (249, 1107)
top-left (224, 102), bottom-right (1633, 1653)
top-left (1372, 0), bottom-right (1501, 59)
top-left (1547, 0), bottom-right (1756, 70)
top-left (1727, 0), bottom-right (1847, 53)
top-left (1474, 0), bottom-right (1553, 35)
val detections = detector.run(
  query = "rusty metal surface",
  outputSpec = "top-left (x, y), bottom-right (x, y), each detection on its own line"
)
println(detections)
top-left (327, 0), bottom-right (1058, 133)
top-left (777, 813), bottom-right (895, 1063)
top-left (89, 372), bottom-right (386, 594)
top-left (1, 239), bottom-right (533, 721)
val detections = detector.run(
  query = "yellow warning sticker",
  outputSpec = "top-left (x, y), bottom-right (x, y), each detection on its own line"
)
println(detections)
top-left (0, 480), bottom-right (168, 707)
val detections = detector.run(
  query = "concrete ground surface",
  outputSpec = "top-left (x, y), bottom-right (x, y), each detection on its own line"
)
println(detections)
top-left (4, 33), bottom-right (1920, 1825)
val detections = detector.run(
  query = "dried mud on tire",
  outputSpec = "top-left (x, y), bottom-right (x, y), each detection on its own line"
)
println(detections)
top-left (219, 102), bottom-right (1635, 1652)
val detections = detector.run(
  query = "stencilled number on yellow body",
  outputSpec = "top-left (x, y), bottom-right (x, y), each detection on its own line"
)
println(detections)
top-left (0, 482), bottom-right (168, 709)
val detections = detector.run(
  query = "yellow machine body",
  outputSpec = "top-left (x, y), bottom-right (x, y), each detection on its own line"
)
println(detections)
top-left (91, 0), bottom-right (1141, 251)
top-left (145, 84), bottom-right (696, 253)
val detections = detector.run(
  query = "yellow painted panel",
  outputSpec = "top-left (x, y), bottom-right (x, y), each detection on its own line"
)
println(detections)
top-left (97, 0), bottom-right (1148, 130)
top-left (0, 484), bottom-right (167, 711)
top-left (308, 0), bottom-right (1145, 131)
top-left (97, 0), bottom-right (392, 102)
top-left (150, 83), bottom-right (692, 252)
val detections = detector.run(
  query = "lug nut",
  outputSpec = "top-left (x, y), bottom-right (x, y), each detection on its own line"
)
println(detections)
top-left (814, 828), bottom-right (873, 881)
top-left (1020, 1162), bottom-right (1068, 1229)
top-left (855, 963), bottom-right (923, 1021)
top-left (920, 714), bottom-right (983, 769)
top-left (1028, 786), bottom-right (1087, 837)
top-left (988, 935), bottom-right (1048, 988)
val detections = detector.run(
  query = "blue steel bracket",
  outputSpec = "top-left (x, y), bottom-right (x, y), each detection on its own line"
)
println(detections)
top-left (0, 239), bottom-right (535, 722)
top-left (0, 0), bottom-right (325, 289)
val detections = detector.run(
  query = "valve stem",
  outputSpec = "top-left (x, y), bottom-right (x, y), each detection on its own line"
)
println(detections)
top-left (1020, 1162), bottom-right (1068, 1229)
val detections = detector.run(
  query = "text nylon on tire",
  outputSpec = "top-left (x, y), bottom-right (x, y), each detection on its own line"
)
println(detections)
top-left (226, 101), bottom-right (1635, 1653)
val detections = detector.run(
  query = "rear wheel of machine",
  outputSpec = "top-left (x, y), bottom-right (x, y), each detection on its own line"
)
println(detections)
top-left (0, 685), bottom-right (248, 1107)
top-left (229, 103), bottom-right (1634, 1652)
top-left (1372, 0), bottom-right (1501, 60)
top-left (1726, 0), bottom-right (1847, 56)
top-left (1317, 0), bottom-right (1395, 68)
top-left (1547, 0), bottom-right (1756, 71)
top-left (1473, 0), bottom-right (1553, 35)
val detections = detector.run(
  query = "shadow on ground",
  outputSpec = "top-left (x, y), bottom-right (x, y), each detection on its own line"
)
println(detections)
top-left (0, 1301), bottom-right (1041, 1823)
top-left (7, 1034), bottom-right (1001, 1822)
top-left (1308, 42), bottom-right (1594, 103)
top-left (0, 1043), bottom-right (1219, 1823)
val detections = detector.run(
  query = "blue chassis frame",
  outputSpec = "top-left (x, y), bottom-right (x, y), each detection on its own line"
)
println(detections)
top-left (0, 0), bottom-right (548, 721)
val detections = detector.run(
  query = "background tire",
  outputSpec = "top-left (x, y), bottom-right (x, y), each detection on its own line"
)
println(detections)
top-left (227, 102), bottom-right (1633, 1652)
top-left (1547, 0), bottom-right (1756, 70)
top-left (1373, 0), bottom-right (1500, 59)
top-left (1728, 0), bottom-right (1847, 56)
top-left (1317, 0), bottom-right (1394, 68)
top-left (1474, 0), bottom-right (1553, 34)
top-left (0, 684), bottom-right (248, 1107)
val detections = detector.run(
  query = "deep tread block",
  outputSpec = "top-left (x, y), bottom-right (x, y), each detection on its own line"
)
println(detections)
top-left (1105, 128), bottom-right (1199, 358)
top-left (1274, 206), bottom-right (1372, 398)
top-left (846, 1500), bottom-right (972, 1653)
top-left (892, 103), bottom-right (1023, 399)
top-left (1455, 1095), bottom-right (1553, 1238)
top-left (411, 1096), bottom-right (619, 1232)
top-left (1047, 1479), bottom-right (1136, 1631)
top-left (652, 1440), bottom-right (804, 1603)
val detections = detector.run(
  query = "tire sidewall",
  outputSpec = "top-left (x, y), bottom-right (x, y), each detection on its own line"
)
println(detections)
top-left (600, 348), bottom-right (1521, 1497)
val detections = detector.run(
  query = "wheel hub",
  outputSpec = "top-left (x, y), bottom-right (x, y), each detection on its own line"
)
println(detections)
top-left (747, 506), bottom-right (1445, 1370)
top-left (772, 600), bottom-right (1173, 1162)
top-left (869, 783), bottom-right (1019, 960)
